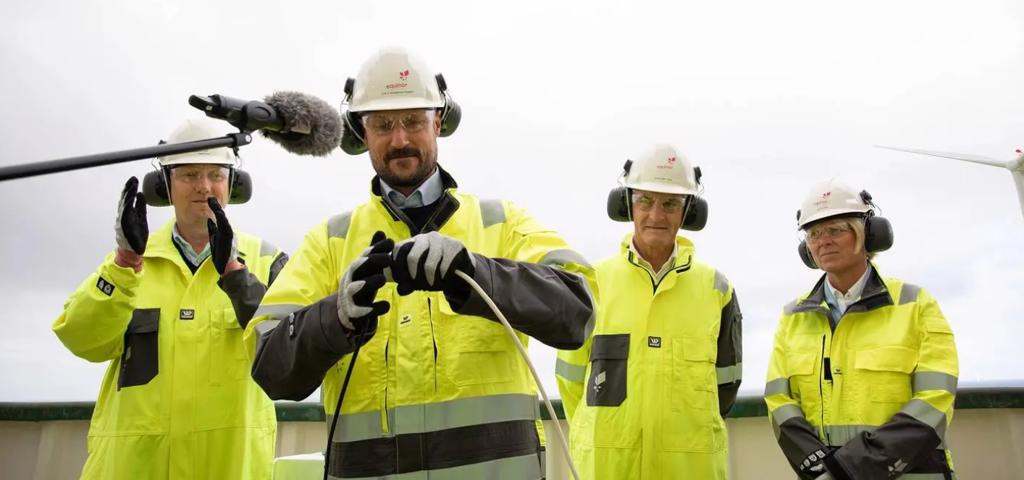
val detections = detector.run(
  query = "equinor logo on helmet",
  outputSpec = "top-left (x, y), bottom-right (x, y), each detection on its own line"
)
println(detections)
top-left (386, 69), bottom-right (410, 90)
top-left (656, 156), bottom-right (678, 170)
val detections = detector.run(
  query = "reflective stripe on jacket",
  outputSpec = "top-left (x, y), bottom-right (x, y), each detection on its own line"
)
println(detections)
top-left (53, 220), bottom-right (284, 480)
top-left (765, 266), bottom-right (958, 479)
top-left (557, 234), bottom-right (742, 480)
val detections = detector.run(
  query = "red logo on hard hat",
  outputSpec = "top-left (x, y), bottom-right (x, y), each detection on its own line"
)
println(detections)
top-left (822, 191), bottom-right (832, 199)
top-left (399, 70), bottom-right (410, 81)
top-left (667, 156), bottom-right (677, 165)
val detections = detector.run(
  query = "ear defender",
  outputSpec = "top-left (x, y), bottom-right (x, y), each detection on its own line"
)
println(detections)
top-left (228, 169), bottom-right (253, 204)
top-left (142, 169), bottom-right (171, 207)
top-left (798, 241), bottom-right (818, 269)
top-left (681, 196), bottom-right (708, 231)
top-left (435, 74), bottom-right (461, 137)
top-left (340, 78), bottom-right (368, 155)
top-left (607, 186), bottom-right (631, 221)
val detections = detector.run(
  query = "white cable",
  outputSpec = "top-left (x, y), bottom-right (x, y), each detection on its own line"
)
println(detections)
top-left (454, 270), bottom-right (581, 480)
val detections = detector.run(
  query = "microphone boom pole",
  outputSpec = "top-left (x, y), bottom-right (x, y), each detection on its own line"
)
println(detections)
top-left (0, 132), bottom-right (252, 182)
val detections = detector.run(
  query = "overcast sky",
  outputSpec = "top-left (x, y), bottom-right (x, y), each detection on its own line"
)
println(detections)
top-left (1, 0), bottom-right (1021, 402)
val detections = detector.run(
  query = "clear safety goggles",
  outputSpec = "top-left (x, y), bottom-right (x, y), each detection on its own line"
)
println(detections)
top-left (170, 166), bottom-right (230, 184)
top-left (361, 110), bottom-right (434, 136)
top-left (631, 192), bottom-right (687, 213)
top-left (803, 219), bottom-right (853, 242)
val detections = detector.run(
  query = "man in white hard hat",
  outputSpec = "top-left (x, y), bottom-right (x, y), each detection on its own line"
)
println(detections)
top-left (247, 47), bottom-right (597, 479)
top-left (764, 179), bottom-right (958, 479)
top-left (53, 117), bottom-right (288, 479)
top-left (556, 145), bottom-right (742, 479)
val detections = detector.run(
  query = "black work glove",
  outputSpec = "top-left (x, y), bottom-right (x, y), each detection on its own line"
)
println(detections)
top-left (821, 447), bottom-right (854, 480)
top-left (337, 231), bottom-right (394, 347)
top-left (206, 197), bottom-right (238, 275)
top-left (390, 231), bottom-right (475, 303)
top-left (115, 176), bottom-right (148, 254)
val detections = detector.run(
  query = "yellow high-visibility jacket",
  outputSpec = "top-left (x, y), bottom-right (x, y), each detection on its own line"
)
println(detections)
top-left (247, 170), bottom-right (596, 479)
top-left (765, 266), bottom-right (958, 479)
top-left (556, 235), bottom-right (742, 480)
top-left (53, 220), bottom-right (286, 480)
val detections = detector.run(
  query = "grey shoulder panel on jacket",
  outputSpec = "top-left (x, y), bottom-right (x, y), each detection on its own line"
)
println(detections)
top-left (327, 212), bottom-right (353, 239)
top-left (479, 199), bottom-right (506, 228)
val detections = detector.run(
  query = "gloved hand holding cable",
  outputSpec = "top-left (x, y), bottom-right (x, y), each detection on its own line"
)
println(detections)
top-left (390, 231), bottom-right (475, 304)
top-left (337, 231), bottom-right (393, 346)
top-left (114, 176), bottom-right (148, 271)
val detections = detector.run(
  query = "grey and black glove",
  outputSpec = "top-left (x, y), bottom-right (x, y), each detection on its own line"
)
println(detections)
top-left (206, 197), bottom-right (238, 275)
top-left (337, 231), bottom-right (394, 347)
top-left (391, 231), bottom-right (475, 301)
top-left (115, 176), bottom-right (148, 254)
top-left (799, 447), bottom-right (839, 480)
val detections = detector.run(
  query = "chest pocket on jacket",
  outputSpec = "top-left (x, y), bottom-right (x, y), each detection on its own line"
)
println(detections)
top-left (211, 308), bottom-right (247, 384)
top-left (439, 299), bottom-right (515, 387)
top-left (587, 334), bottom-right (629, 407)
top-left (119, 309), bottom-right (160, 389)
top-left (855, 345), bottom-right (916, 403)
top-left (672, 335), bottom-right (718, 412)
top-left (786, 350), bottom-right (819, 402)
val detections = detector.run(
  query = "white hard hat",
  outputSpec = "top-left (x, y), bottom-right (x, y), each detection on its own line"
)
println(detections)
top-left (158, 117), bottom-right (237, 167)
top-left (797, 179), bottom-right (872, 229)
top-left (623, 144), bottom-right (699, 195)
top-left (348, 47), bottom-right (445, 113)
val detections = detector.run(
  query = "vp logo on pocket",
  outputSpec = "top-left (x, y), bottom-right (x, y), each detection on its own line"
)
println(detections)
top-left (648, 336), bottom-right (662, 348)
top-left (179, 309), bottom-right (195, 320)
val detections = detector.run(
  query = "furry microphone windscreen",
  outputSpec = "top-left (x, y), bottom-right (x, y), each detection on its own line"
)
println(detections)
top-left (261, 91), bottom-right (343, 157)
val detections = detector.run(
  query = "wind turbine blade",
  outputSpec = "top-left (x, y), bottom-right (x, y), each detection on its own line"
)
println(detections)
top-left (875, 145), bottom-right (1008, 169)
top-left (1013, 171), bottom-right (1024, 221)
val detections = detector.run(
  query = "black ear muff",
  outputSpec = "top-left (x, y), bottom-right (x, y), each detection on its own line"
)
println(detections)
top-left (607, 186), bottom-right (631, 222)
top-left (864, 215), bottom-right (893, 252)
top-left (436, 74), bottom-right (461, 137)
top-left (142, 169), bottom-right (171, 207)
top-left (229, 169), bottom-right (253, 204)
top-left (798, 240), bottom-right (818, 269)
top-left (682, 196), bottom-right (708, 231)
top-left (340, 78), bottom-right (368, 156)
top-left (340, 111), bottom-right (367, 155)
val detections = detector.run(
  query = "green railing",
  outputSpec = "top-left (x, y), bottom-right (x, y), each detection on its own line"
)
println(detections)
top-left (2, 387), bottom-right (1021, 423)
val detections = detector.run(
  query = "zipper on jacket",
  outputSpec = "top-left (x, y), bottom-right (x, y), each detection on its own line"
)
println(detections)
top-left (819, 334), bottom-right (829, 445)
top-left (382, 339), bottom-right (390, 434)
top-left (427, 297), bottom-right (438, 392)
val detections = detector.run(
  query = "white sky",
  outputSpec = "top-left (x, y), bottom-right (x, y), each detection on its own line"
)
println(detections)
top-left (1, 0), bottom-right (1022, 402)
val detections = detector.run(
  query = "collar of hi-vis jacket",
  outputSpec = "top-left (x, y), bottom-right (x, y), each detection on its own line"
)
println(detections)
top-left (619, 233), bottom-right (695, 276)
top-left (369, 165), bottom-right (461, 235)
top-left (144, 220), bottom-right (253, 277)
top-left (790, 263), bottom-right (894, 317)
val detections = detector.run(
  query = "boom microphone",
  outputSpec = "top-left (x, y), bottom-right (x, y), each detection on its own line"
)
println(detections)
top-left (189, 91), bottom-right (342, 157)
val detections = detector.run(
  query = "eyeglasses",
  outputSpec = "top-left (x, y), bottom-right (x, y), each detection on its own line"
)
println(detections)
top-left (171, 167), bottom-right (229, 184)
top-left (632, 193), bottom-right (686, 213)
top-left (805, 222), bottom-right (852, 242)
top-left (362, 110), bottom-right (433, 136)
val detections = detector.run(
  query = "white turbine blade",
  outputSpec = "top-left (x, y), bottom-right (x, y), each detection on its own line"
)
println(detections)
top-left (875, 145), bottom-right (1009, 169)
top-left (1013, 171), bottom-right (1024, 221)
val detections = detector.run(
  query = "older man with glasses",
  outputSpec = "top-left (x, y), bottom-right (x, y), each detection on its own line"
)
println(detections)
top-left (557, 144), bottom-right (742, 479)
